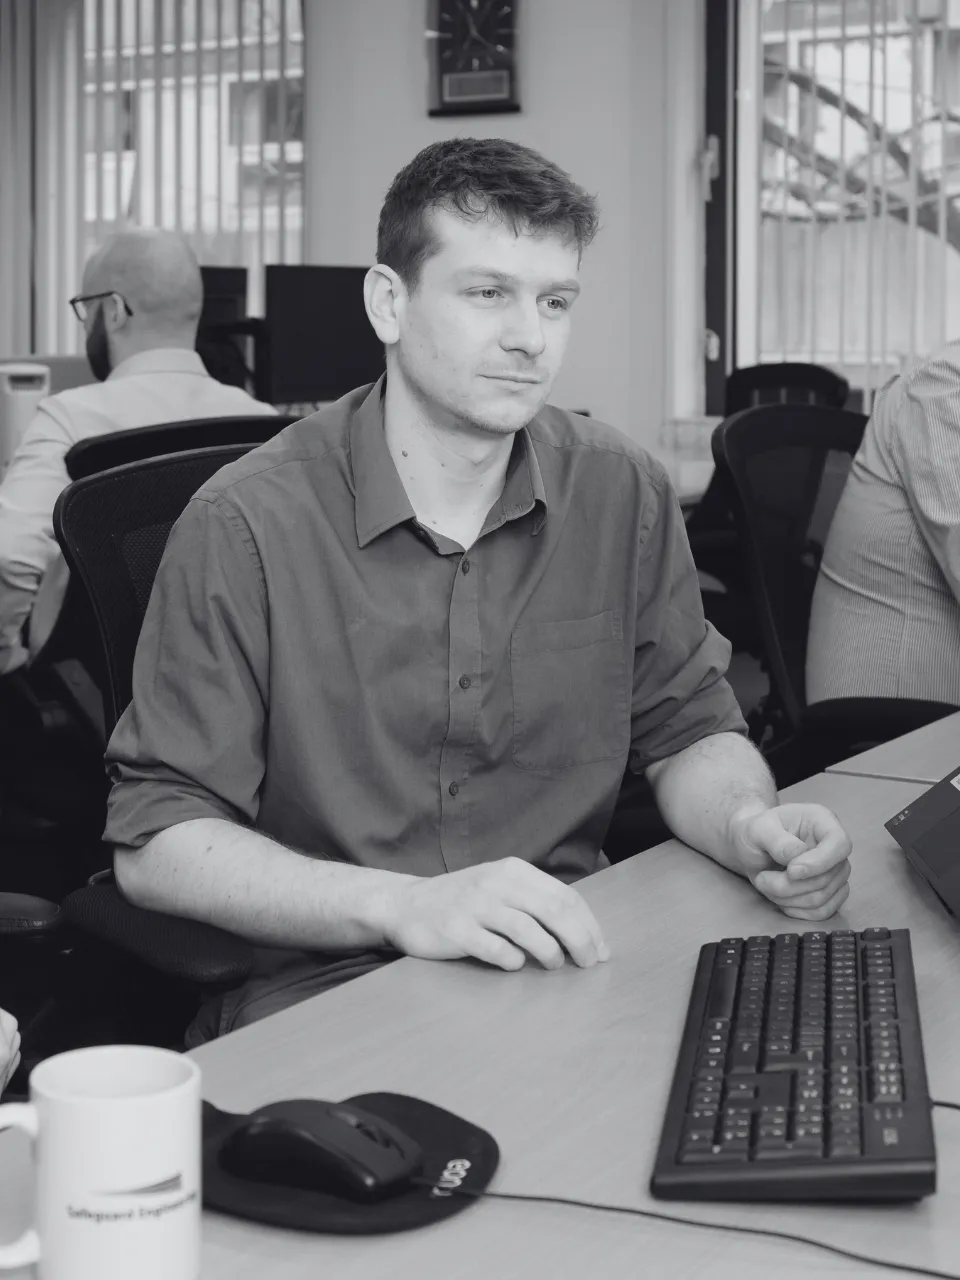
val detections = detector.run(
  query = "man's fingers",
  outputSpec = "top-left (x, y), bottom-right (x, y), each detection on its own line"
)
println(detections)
top-left (777, 806), bottom-right (853, 878)
top-left (453, 919), bottom-right (527, 971)
top-left (0, 1030), bottom-right (20, 1091)
top-left (484, 906), bottom-right (566, 969)
top-left (498, 861), bottom-right (607, 967)
top-left (511, 889), bottom-right (602, 967)
top-left (780, 881), bottom-right (851, 921)
top-left (756, 859), bottom-right (850, 908)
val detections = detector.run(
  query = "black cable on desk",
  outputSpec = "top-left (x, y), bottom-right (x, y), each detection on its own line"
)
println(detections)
top-left (412, 1106), bottom-right (960, 1280)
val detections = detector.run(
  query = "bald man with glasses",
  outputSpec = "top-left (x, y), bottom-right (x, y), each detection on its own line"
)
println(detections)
top-left (0, 227), bottom-right (276, 674)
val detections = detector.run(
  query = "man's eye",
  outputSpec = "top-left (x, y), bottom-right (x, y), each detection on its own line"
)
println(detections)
top-left (476, 288), bottom-right (502, 300)
top-left (544, 297), bottom-right (569, 312)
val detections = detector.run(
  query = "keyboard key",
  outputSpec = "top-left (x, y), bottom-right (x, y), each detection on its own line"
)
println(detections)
top-left (828, 1141), bottom-right (862, 1159)
top-left (706, 964), bottom-right (739, 1020)
top-left (830, 1042), bottom-right (859, 1064)
top-left (764, 1048), bottom-right (824, 1070)
top-left (683, 1119), bottom-right (716, 1140)
top-left (679, 1147), bottom-right (748, 1164)
top-left (728, 1039), bottom-right (760, 1074)
top-left (724, 1083), bottom-right (757, 1104)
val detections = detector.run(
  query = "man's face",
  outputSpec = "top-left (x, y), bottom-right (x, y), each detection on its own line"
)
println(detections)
top-left (393, 208), bottom-right (581, 437)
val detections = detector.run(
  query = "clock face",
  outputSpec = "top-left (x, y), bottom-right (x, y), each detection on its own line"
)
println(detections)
top-left (438, 0), bottom-right (515, 74)
top-left (429, 0), bottom-right (520, 116)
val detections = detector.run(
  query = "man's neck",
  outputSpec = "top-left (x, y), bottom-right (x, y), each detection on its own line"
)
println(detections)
top-left (110, 332), bottom-right (197, 367)
top-left (383, 376), bottom-right (516, 536)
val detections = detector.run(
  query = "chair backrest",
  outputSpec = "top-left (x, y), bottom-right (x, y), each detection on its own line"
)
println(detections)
top-left (711, 404), bottom-right (868, 731)
top-left (725, 363), bottom-right (850, 416)
top-left (64, 414), bottom-right (293, 481)
top-left (52, 445), bottom-right (255, 732)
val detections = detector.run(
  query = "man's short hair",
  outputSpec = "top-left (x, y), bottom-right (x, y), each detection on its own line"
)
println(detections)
top-left (376, 137), bottom-right (600, 291)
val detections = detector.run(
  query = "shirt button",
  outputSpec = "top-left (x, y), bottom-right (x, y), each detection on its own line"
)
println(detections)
top-left (461, 558), bottom-right (471, 574)
top-left (458, 674), bottom-right (471, 690)
top-left (448, 781), bottom-right (459, 797)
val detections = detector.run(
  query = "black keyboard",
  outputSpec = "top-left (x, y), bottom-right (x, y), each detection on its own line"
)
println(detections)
top-left (650, 928), bottom-right (936, 1202)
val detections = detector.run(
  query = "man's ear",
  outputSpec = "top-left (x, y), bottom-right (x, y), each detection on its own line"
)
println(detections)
top-left (103, 292), bottom-right (131, 335)
top-left (364, 265), bottom-right (404, 347)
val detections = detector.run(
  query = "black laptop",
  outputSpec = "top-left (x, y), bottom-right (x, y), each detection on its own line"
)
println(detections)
top-left (886, 765), bottom-right (960, 918)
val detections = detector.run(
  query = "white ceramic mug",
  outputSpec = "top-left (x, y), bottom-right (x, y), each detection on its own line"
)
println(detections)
top-left (0, 1044), bottom-right (201, 1280)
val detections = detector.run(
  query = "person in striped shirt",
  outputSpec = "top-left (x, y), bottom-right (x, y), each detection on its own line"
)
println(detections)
top-left (807, 342), bottom-right (960, 708)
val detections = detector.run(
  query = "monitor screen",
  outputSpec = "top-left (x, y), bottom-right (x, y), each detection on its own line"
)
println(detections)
top-left (264, 265), bottom-right (385, 403)
top-left (199, 266), bottom-right (248, 326)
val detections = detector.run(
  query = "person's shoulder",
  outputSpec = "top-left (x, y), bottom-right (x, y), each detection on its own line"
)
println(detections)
top-left (192, 384), bottom-right (369, 505)
top-left (527, 404), bottom-right (669, 486)
top-left (36, 379), bottom-right (113, 418)
top-left (29, 381), bottom-right (122, 440)
top-left (201, 384), bottom-right (280, 416)
top-left (899, 337), bottom-right (960, 399)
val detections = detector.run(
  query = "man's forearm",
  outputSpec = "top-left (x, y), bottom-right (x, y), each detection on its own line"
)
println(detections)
top-left (114, 818), bottom-right (416, 950)
top-left (645, 732), bottom-right (777, 875)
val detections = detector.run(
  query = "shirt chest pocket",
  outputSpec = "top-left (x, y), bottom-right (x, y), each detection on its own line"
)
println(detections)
top-left (510, 610), bottom-right (630, 771)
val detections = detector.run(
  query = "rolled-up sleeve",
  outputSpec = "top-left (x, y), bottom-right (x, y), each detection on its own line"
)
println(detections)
top-left (628, 470), bottom-right (747, 772)
top-left (103, 494), bottom-right (269, 850)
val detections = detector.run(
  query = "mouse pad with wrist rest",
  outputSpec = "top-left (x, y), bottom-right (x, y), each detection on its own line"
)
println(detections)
top-left (202, 1093), bottom-right (499, 1233)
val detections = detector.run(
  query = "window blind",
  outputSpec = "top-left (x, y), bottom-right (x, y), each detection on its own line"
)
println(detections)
top-left (737, 0), bottom-right (960, 410)
top-left (34, 0), bottom-right (304, 356)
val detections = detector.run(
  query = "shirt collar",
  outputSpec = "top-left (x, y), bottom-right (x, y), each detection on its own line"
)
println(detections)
top-left (351, 376), bottom-right (549, 549)
top-left (107, 348), bottom-right (210, 381)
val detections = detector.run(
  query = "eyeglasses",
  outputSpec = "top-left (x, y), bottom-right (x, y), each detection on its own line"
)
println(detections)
top-left (68, 292), bottom-right (135, 323)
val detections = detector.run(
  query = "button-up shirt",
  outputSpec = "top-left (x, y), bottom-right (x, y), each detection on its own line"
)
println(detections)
top-left (808, 340), bottom-right (960, 705)
top-left (104, 378), bottom-right (745, 882)
top-left (0, 348), bottom-right (277, 673)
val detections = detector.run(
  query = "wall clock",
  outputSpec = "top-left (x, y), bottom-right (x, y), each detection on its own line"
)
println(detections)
top-left (427, 0), bottom-right (520, 117)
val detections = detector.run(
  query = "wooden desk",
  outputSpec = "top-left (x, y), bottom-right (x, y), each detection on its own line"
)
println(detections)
top-left (3, 772), bottom-right (960, 1279)
top-left (827, 710), bottom-right (960, 785)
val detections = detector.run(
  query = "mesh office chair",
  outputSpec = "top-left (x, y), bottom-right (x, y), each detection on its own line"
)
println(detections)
top-left (0, 447), bottom-right (262, 1064)
top-left (711, 404), bottom-right (957, 785)
top-left (1, 416), bottom-right (295, 908)
top-left (686, 363), bottom-right (850, 655)
top-left (64, 413), bottom-right (294, 480)
top-left (724, 362), bottom-right (850, 415)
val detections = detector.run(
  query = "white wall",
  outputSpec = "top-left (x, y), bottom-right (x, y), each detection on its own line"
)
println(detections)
top-left (302, 0), bottom-right (705, 447)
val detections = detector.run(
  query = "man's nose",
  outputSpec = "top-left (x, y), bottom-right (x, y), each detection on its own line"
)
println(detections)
top-left (501, 302), bottom-right (547, 358)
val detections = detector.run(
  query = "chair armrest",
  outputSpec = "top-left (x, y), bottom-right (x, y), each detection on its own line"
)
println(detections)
top-left (802, 697), bottom-right (958, 745)
top-left (61, 883), bottom-right (255, 987)
top-left (48, 659), bottom-right (107, 745)
top-left (0, 893), bottom-right (61, 937)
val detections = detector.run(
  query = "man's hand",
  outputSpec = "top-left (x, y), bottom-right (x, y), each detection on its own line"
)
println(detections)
top-left (730, 803), bottom-right (853, 920)
top-left (383, 857), bottom-right (610, 971)
top-left (0, 1008), bottom-right (21, 1093)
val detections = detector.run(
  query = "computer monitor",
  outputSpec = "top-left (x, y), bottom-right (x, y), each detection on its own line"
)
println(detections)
top-left (264, 265), bottom-right (385, 404)
top-left (198, 267), bottom-right (251, 390)
top-left (199, 266), bottom-right (248, 326)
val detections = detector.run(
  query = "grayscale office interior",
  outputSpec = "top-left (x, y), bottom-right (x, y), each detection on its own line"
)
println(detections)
top-left (2, 2), bottom-right (960, 1278)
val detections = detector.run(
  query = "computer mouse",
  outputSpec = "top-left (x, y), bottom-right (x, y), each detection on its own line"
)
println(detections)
top-left (218, 1099), bottom-right (424, 1201)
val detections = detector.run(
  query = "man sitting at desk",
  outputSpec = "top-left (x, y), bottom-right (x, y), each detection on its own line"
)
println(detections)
top-left (807, 341), bottom-right (960, 708)
top-left (105, 139), bottom-right (853, 1046)
top-left (0, 227), bottom-right (276, 674)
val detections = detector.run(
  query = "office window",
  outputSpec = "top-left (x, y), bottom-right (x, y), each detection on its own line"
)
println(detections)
top-left (81, 0), bottom-right (304, 317)
top-left (229, 76), bottom-right (303, 146)
top-left (737, 0), bottom-right (960, 409)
